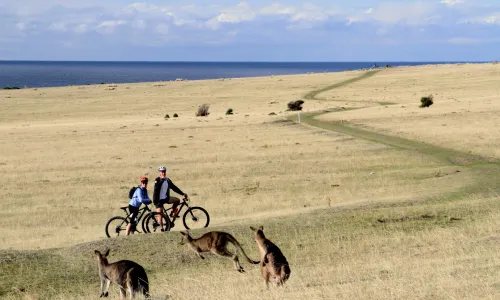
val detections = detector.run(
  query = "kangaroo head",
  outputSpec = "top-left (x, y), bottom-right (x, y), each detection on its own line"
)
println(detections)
top-left (179, 230), bottom-right (191, 245)
top-left (250, 226), bottom-right (265, 240)
top-left (94, 249), bottom-right (111, 264)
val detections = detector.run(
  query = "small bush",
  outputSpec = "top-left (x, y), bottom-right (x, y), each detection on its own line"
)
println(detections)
top-left (225, 108), bottom-right (233, 115)
top-left (164, 114), bottom-right (170, 119)
top-left (196, 104), bottom-right (210, 117)
top-left (3, 86), bottom-right (21, 90)
top-left (420, 95), bottom-right (434, 108)
top-left (287, 100), bottom-right (304, 111)
top-left (173, 113), bottom-right (178, 118)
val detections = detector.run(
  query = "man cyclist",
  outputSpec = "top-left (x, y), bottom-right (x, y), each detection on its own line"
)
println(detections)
top-left (125, 176), bottom-right (152, 235)
top-left (153, 166), bottom-right (188, 228)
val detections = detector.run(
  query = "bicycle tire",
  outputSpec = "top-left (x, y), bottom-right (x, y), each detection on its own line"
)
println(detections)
top-left (144, 212), bottom-right (171, 233)
top-left (105, 216), bottom-right (128, 238)
top-left (182, 207), bottom-right (210, 230)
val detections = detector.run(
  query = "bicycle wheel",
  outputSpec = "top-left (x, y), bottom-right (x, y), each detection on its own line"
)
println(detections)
top-left (144, 212), bottom-right (171, 233)
top-left (183, 207), bottom-right (210, 230)
top-left (105, 216), bottom-right (128, 238)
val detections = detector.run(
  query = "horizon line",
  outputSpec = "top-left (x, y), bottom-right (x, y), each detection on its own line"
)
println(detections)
top-left (0, 60), bottom-right (490, 63)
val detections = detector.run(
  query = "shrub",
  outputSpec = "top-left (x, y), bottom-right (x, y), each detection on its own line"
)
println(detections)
top-left (287, 100), bottom-right (304, 111)
top-left (420, 95), bottom-right (434, 108)
top-left (173, 113), bottom-right (179, 118)
top-left (225, 108), bottom-right (233, 115)
top-left (196, 104), bottom-right (210, 117)
top-left (164, 114), bottom-right (170, 119)
top-left (3, 86), bottom-right (21, 90)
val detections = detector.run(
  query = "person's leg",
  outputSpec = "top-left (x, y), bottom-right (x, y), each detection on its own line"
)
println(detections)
top-left (125, 223), bottom-right (132, 235)
top-left (126, 206), bottom-right (138, 235)
top-left (168, 197), bottom-right (181, 217)
top-left (155, 206), bottom-right (164, 229)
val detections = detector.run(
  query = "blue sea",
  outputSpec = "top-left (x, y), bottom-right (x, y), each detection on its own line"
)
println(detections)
top-left (0, 61), bottom-right (468, 88)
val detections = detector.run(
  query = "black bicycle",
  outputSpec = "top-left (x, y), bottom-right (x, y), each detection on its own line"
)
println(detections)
top-left (105, 204), bottom-right (169, 238)
top-left (143, 196), bottom-right (210, 232)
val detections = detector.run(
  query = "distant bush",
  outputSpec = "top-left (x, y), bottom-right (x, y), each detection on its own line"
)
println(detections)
top-left (3, 86), bottom-right (21, 90)
top-left (225, 108), bottom-right (233, 115)
top-left (420, 95), bottom-right (434, 108)
top-left (164, 114), bottom-right (170, 119)
top-left (196, 104), bottom-right (210, 117)
top-left (173, 113), bottom-right (179, 118)
top-left (287, 100), bottom-right (304, 111)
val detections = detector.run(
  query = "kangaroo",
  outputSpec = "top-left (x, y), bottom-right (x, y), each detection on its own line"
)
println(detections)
top-left (180, 230), bottom-right (259, 273)
top-left (94, 249), bottom-right (149, 299)
top-left (250, 226), bottom-right (291, 288)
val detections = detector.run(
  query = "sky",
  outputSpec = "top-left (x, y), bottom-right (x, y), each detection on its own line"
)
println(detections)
top-left (0, 0), bottom-right (499, 61)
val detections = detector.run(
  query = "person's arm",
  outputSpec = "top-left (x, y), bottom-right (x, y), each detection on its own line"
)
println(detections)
top-left (153, 177), bottom-right (161, 202)
top-left (141, 189), bottom-right (152, 205)
top-left (168, 179), bottom-right (186, 196)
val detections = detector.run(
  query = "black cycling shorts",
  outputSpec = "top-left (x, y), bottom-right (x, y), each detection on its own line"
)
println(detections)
top-left (153, 199), bottom-right (168, 209)
top-left (128, 205), bottom-right (140, 224)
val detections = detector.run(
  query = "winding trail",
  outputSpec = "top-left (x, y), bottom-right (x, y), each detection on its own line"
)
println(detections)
top-left (289, 70), bottom-right (496, 167)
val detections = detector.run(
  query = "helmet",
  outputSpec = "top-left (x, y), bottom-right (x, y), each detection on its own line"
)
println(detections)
top-left (140, 176), bottom-right (149, 183)
top-left (158, 166), bottom-right (167, 172)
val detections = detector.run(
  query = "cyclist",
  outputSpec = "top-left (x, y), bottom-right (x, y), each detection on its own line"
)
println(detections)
top-left (153, 166), bottom-right (188, 228)
top-left (125, 176), bottom-right (152, 235)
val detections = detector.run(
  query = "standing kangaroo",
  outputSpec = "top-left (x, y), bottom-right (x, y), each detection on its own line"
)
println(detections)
top-left (250, 226), bottom-right (291, 288)
top-left (180, 230), bottom-right (259, 273)
top-left (94, 249), bottom-right (149, 299)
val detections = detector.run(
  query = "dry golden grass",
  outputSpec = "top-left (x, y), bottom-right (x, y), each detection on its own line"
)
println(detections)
top-left (317, 63), bottom-right (500, 159)
top-left (1, 63), bottom-right (500, 300)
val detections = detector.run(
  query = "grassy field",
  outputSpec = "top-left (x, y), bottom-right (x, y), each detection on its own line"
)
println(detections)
top-left (1, 63), bottom-right (500, 299)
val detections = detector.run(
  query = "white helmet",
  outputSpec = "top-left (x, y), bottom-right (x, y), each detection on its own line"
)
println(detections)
top-left (158, 166), bottom-right (167, 171)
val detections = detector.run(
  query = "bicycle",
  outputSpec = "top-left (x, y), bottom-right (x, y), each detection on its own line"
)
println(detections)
top-left (105, 204), bottom-right (170, 238)
top-left (142, 195), bottom-right (210, 232)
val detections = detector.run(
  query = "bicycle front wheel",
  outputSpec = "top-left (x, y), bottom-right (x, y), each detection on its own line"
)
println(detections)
top-left (183, 207), bottom-right (210, 229)
top-left (144, 212), bottom-right (171, 233)
top-left (105, 216), bottom-right (128, 238)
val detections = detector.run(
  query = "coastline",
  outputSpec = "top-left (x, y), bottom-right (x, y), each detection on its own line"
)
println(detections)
top-left (0, 61), bottom-right (488, 89)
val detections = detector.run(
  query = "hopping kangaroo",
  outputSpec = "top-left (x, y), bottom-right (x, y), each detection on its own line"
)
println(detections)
top-left (250, 226), bottom-right (291, 288)
top-left (94, 249), bottom-right (149, 299)
top-left (180, 230), bottom-right (259, 273)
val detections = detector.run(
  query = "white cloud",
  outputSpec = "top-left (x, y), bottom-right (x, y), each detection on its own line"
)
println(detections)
top-left (131, 19), bottom-right (146, 29)
top-left (461, 13), bottom-right (500, 25)
top-left (96, 20), bottom-right (127, 34)
top-left (74, 24), bottom-right (89, 34)
top-left (16, 22), bottom-right (27, 31)
top-left (440, 0), bottom-right (464, 6)
top-left (370, 2), bottom-right (440, 25)
top-left (156, 23), bottom-right (169, 35)
top-left (48, 22), bottom-right (68, 32)
top-left (260, 3), bottom-right (296, 15)
top-left (215, 2), bottom-right (255, 23)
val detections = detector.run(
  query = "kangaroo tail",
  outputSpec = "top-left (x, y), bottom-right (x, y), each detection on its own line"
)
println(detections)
top-left (127, 267), bottom-right (150, 298)
top-left (227, 234), bottom-right (260, 264)
top-left (138, 271), bottom-right (150, 298)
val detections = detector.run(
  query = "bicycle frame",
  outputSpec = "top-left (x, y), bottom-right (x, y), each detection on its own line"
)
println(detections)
top-left (159, 199), bottom-right (190, 221)
top-left (122, 205), bottom-right (151, 226)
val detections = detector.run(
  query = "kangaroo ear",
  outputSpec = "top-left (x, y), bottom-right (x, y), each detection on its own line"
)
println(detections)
top-left (94, 250), bottom-right (100, 256)
top-left (104, 249), bottom-right (110, 257)
top-left (250, 226), bottom-right (256, 232)
top-left (258, 225), bottom-right (264, 231)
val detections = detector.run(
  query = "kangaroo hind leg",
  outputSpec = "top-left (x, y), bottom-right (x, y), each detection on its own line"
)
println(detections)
top-left (212, 248), bottom-right (244, 273)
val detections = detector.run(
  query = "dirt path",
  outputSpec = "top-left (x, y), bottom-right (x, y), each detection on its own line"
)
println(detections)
top-left (290, 71), bottom-right (497, 166)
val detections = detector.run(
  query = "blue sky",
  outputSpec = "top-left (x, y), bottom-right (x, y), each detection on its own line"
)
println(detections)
top-left (1, 0), bottom-right (499, 61)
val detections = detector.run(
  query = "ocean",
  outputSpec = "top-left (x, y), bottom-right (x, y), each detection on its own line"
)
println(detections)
top-left (0, 61), bottom-right (466, 89)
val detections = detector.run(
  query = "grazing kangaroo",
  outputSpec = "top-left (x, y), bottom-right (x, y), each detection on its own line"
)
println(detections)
top-left (94, 249), bottom-right (149, 299)
top-left (180, 230), bottom-right (259, 273)
top-left (250, 226), bottom-right (291, 288)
